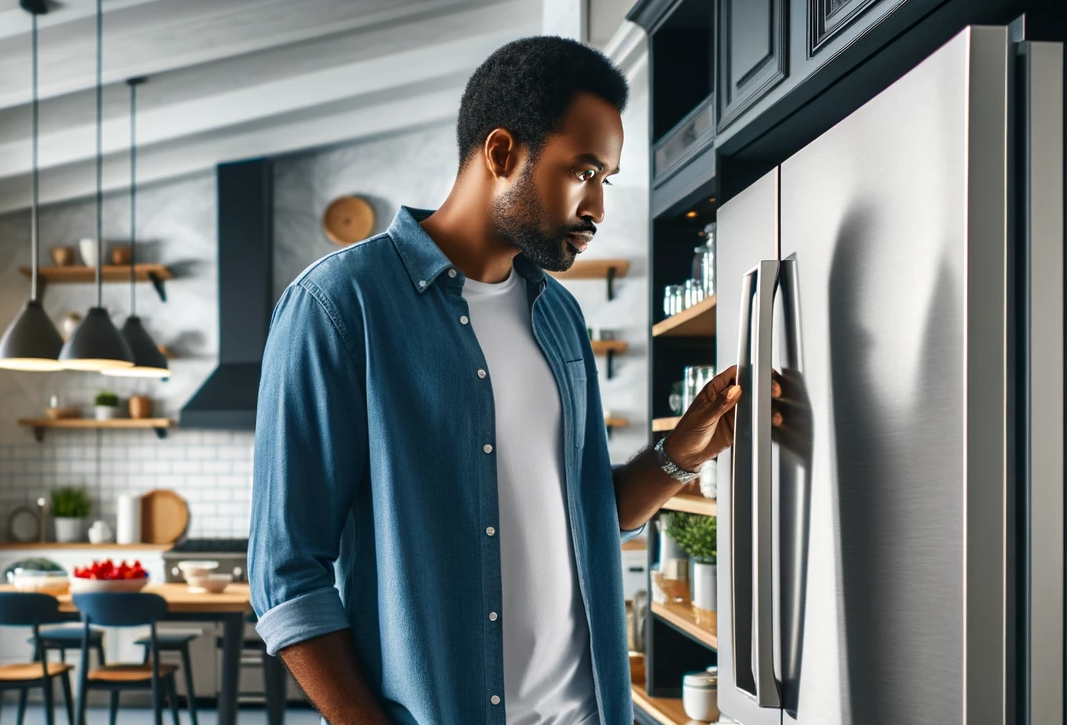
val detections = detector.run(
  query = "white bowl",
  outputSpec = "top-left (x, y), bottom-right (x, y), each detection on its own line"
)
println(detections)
top-left (70, 577), bottom-right (148, 594)
top-left (186, 573), bottom-right (232, 594)
top-left (78, 238), bottom-right (99, 267)
top-left (177, 560), bottom-right (219, 580)
top-left (13, 572), bottom-right (69, 595)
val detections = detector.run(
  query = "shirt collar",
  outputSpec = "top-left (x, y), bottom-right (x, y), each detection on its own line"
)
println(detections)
top-left (388, 206), bottom-right (546, 295)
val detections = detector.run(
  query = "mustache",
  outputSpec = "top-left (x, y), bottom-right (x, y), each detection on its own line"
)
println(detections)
top-left (565, 223), bottom-right (597, 236)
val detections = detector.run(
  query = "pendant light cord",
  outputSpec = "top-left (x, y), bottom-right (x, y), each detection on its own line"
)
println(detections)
top-left (95, 0), bottom-right (103, 306)
top-left (129, 80), bottom-right (137, 316)
top-left (29, 12), bottom-right (39, 302)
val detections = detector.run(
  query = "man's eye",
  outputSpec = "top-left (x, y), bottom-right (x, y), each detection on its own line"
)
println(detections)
top-left (575, 169), bottom-right (596, 182)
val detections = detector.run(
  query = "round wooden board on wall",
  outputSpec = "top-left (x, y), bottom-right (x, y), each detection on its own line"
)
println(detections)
top-left (140, 489), bottom-right (189, 544)
top-left (323, 195), bottom-right (375, 246)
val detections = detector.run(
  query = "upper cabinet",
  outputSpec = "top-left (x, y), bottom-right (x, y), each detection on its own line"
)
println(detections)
top-left (809, 0), bottom-right (884, 56)
top-left (717, 0), bottom-right (788, 131)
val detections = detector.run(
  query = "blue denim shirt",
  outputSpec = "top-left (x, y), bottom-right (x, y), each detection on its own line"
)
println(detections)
top-left (249, 207), bottom-right (646, 725)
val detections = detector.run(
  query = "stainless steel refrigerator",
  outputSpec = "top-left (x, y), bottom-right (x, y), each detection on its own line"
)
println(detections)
top-left (716, 26), bottom-right (1063, 725)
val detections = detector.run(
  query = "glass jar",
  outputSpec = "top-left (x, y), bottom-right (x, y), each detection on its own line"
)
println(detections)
top-left (682, 365), bottom-right (716, 411)
top-left (664, 285), bottom-right (684, 316)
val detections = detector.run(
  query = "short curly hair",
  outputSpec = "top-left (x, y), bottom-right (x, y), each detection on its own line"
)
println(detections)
top-left (456, 36), bottom-right (629, 168)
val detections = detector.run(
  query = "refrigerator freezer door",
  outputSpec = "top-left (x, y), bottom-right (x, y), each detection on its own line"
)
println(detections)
top-left (717, 168), bottom-right (782, 725)
top-left (777, 26), bottom-right (1011, 725)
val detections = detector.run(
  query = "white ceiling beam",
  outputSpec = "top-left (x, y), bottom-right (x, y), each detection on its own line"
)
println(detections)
top-left (0, 84), bottom-right (465, 215)
top-left (0, 0), bottom-right (502, 110)
top-left (0, 23), bottom-right (521, 178)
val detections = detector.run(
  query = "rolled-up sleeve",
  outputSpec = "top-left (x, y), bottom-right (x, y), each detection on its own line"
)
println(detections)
top-left (249, 281), bottom-right (367, 656)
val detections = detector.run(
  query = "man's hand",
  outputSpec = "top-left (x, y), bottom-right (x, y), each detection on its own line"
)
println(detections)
top-left (662, 365), bottom-right (741, 473)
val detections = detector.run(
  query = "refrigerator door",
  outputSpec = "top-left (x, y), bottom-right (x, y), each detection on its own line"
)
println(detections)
top-left (716, 168), bottom-right (782, 725)
top-left (777, 26), bottom-right (1013, 725)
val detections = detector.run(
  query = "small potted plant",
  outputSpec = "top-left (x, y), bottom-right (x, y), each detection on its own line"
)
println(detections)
top-left (667, 512), bottom-right (717, 624)
top-left (94, 391), bottom-right (121, 420)
top-left (51, 487), bottom-right (92, 543)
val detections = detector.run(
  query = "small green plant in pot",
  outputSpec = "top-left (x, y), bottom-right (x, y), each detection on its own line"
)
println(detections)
top-left (51, 486), bottom-right (91, 543)
top-left (666, 512), bottom-right (717, 617)
top-left (94, 390), bottom-right (121, 421)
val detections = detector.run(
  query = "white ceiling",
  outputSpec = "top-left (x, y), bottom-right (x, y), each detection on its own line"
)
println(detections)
top-left (0, 0), bottom-right (542, 213)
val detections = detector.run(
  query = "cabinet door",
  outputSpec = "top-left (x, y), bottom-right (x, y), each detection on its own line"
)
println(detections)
top-left (717, 0), bottom-right (788, 131)
top-left (808, 0), bottom-right (884, 56)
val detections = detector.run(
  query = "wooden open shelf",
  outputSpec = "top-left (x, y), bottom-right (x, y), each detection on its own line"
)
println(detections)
top-left (652, 295), bottom-right (716, 337)
top-left (19, 418), bottom-right (174, 442)
top-left (21, 264), bottom-right (173, 284)
top-left (549, 258), bottom-right (630, 280)
top-left (652, 416), bottom-right (682, 432)
top-left (631, 682), bottom-right (696, 725)
top-left (661, 493), bottom-right (716, 517)
top-left (604, 417), bottom-right (629, 429)
top-left (652, 600), bottom-right (717, 650)
top-left (591, 340), bottom-right (629, 355)
top-left (622, 538), bottom-right (648, 552)
top-left (0, 542), bottom-right (173, 552)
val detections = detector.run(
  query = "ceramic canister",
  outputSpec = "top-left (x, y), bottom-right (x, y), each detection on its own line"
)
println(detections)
top-left (682, 670), bottom-right (719, 722)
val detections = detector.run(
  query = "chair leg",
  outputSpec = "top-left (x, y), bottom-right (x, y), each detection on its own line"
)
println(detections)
top-left (179, 645), bottom-right (198, 725)
top-left (109, 691), bottom-right (120, 725)
top-left (151, 674), bottom-right (164, 725)
top-left (75, 668), bottom-right (87, 725)
top-left (15, 689), bottom-right (27, 725)
top-left (165, 675), bottom-right (181, 725)
top-left (263, 652), bottom-right (287, 725)
top-left (60, 674), bottom-right (75, 725)
top-left (42, 675), bottom-right (56, 725)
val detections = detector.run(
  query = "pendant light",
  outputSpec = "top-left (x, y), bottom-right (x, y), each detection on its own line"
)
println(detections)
top-left (0, 0), bottom-right (64, 372)
top-left (60, 0), bottom-right (134, 371)
top-left (103, 78), bottom-right (168, 379)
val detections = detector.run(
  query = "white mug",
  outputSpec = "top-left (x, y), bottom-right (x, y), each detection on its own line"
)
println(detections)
top-left (87, 520), bottom-right (113, 544)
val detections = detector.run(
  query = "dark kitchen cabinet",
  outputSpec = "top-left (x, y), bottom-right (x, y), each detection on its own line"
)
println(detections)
top-left (717, 0), bottom-right (788, 131)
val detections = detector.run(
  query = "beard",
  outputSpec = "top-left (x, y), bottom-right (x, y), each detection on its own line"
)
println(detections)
top-left (490, 165), bottom-right (591, 273)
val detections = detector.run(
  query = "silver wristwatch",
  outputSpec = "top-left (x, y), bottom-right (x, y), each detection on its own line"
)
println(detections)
top-left (654, 437), bottom-right (701, 484)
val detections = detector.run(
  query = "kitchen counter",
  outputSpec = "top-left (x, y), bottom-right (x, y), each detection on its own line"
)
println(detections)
top-left (0, 542), bottom-right (173, 551)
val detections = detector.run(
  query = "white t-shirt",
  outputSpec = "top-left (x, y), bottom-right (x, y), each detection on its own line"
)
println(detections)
top-left (462, 266), bottom-right (599, 725)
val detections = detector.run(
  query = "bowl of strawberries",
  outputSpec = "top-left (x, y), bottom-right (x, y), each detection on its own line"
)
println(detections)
top-left (71, 559), bottom-right (149, 593)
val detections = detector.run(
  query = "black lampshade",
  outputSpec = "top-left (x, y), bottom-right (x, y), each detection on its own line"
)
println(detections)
top-left (59, 306), bottom-right (134, 371)
top-left (101, 315), bottom-right (169, 378)
top-left (0, 300), bottom-right (63, 371)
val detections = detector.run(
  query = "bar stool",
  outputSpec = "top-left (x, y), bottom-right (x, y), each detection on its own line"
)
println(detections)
top-left (0, 592), bottom-right (75, 725)
top-left (72, 593), bottom-right (187, 725)
top-left (133, 630), bottom-right (202, 725)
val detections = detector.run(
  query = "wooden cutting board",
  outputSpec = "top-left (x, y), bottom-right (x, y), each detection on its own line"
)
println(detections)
top-left (140, 489), bottom-right (189, 544)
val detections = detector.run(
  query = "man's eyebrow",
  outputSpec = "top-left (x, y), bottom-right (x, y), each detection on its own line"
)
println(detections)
top-left (572, 153), bottom-right (620, 175)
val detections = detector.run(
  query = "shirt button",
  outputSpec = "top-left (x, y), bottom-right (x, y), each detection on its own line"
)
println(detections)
top-left (485, 526), bottom-right (495, 537)
top-left (477, 369), bottom-right (487, 379)
top-left (460, 315), bottom-right (469, 325)
top-left (448, 269), bottom-right (457, 278)
top-left (418, 280), bottom-right (426, 288)
top-left (489, 612), bottom-right (498, 621)
top-left (483, 443), bottom-right (493, 454)
top-left (491, 696), bottom-right (501, 706)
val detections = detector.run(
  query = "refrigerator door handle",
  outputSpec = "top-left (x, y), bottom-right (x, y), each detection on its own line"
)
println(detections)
top-left (750, 260), bottom-right (780, 708)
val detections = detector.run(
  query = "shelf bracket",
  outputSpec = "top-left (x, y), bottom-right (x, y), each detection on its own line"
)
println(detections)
top-left (607, 350), bottom-right (616, 380)
top-left (31, 427), bottom-right (45, 444)
top-left (606, 266), bottom-right (617, 301)
top-left (606, 423), bottom-right (614, 440)
top-left (154, 426), bottom-right (168, 440)
top-left (148, 272), bottom-right (168, 303)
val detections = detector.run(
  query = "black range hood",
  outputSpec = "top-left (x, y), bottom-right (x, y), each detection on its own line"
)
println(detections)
top-left (180, 159), bottom-right (273, 430)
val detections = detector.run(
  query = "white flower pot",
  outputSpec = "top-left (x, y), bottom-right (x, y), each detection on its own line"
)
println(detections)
top-left (54, 517), bottom-right (85, 543)
top-left (95, 405), bottom-right (119, 421)
top-left (692, 560), bottom-right (717, 612)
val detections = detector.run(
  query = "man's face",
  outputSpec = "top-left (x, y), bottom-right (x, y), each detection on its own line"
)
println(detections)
top-left (491, 92), bottom-right (624, 272)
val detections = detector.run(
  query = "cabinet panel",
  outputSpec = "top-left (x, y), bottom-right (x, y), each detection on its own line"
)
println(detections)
top-left (718, 0), bottom-right (788, 131)
top-left (808, 0), bottom-right (883, 56)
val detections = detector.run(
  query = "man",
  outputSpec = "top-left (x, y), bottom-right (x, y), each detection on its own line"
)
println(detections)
top-left (249, 36), bottom-right (740, 725)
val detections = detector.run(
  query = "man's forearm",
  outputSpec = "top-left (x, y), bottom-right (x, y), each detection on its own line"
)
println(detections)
top-left (279, 630), bottom-right (393, 725)
top-left (613, 444), bottom-right (689, 531)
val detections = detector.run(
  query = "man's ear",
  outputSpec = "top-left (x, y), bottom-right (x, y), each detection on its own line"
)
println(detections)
top-left (482, 128), bottom-right (523, 180)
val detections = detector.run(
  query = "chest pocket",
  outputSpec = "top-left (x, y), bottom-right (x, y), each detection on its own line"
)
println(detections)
top-left (565, 359), bottom-right (588, 450)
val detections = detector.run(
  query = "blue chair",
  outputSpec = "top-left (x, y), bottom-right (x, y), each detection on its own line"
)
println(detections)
top-left (71, 594), bottom-right (182, 725)
top-left (133, 630), bottom-right (201, 725)
top-left (29, 627), bottom-right (106, 666)
top-left (0, 592), bottom-right (75, 725)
